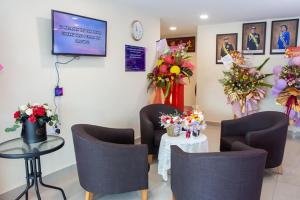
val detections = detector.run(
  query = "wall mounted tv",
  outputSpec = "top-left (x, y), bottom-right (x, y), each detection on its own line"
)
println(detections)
top-left (52, 10), bottom-right (107, 56)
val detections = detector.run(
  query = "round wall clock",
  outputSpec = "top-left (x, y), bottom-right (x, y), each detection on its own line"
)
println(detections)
top-left (131, 20), bottom-right (143, 41)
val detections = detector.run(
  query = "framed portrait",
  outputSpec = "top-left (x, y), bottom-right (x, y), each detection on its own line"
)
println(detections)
top-left (242, 22), bottom-right (266, 55)
top-left (216, 33), bottom-right (238, 64)
top-left (270, 19), bottom-right (299, 54)
top-left (166, 36), bottom-right (196, 52)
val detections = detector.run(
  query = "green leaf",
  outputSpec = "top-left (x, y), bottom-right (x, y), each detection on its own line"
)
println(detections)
top-left (181, 67), bottom-right (193, 77)
top-left (147, 80), bottom-right (154, 92)
top-left (5, 128), bottom-right (12, 132)
top-left (257, 57), bottom-right (270, 71)
top-left (164, 81), bottom-right (171, 98)
top-left (258, 82), bottom-right (273, 88)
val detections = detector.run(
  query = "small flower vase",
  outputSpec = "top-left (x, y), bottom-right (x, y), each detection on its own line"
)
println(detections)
top-left (166, 125), bottom-right (180, 137)
top-left (190, 127), bottom-right (200, 137)
top-left (21, 120), bottom-right (47, 144)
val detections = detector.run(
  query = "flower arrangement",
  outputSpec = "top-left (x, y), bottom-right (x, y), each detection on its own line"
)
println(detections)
top-left (159, 110), bottom-right (206, 138)
top-left (160, 112), bottom-right (183, 137)
top-left (5, 103), bottom-right (59, 132)
top-left (272, 47), bottom-right (300, 126)
top-left (182, 111), bottom-right (207, 138)
top-left (147, 44), bottom-right (194, 97)
top-left (219, 51), bottom-right (272, 118)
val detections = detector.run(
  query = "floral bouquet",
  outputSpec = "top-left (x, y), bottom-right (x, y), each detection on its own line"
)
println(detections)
top-left (219, 51), bottom-right (272, 118)
top-left (5, 103), bottom-right (59, 132)
top-left (147, 44), bottom-right (194, 99)
top-left (182, 111), bottom-right (207, 138)
top-left (160, 112), bottom-right (182, 137)
top-left (272, 47), bottom-right (300, 126)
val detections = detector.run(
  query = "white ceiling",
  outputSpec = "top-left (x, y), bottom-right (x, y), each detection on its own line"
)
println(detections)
top-left (116, 0), bottom-right (300, 37)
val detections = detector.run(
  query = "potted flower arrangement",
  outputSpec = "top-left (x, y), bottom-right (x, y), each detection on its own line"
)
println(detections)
top-left (160, 111), bottom-right (207, 138)
top-left (160, 112), bottom-right (183, 137)
top-left (147, 44), bottom-right (194, 110)
top-left (272, 47), bottom-right (300, 126)
top-left (5, 103), bottom-right (59, 144)
top-left (219, 51), bottom-right (272, 118)
top-left (182, 111), bottom-right (207, 138)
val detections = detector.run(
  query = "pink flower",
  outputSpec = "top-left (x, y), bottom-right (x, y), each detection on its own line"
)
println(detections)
top-left (164, 55), bottom-right (174, 64)
top-left (160, 64), bottom-right (168, 73)
top-left (0, 64), bottom-right (3, 71)
top-left (182, 61), bottom-right (194, 70)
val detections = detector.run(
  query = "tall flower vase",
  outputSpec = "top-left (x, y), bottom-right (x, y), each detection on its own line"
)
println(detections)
top-left (21, 120), bottom-right (47, 144)
top-left (171, 83), bottom-right (184, 112)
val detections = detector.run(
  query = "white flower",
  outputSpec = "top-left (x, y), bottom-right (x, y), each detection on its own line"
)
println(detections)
top-left (19, 105), bottom-right (28, 111)
top-left (46, 110), bottom-right (52, 117)
top-left (43, 104), bottom-right (49, 109)
top-left (25, 108), bottom-right (33, 116)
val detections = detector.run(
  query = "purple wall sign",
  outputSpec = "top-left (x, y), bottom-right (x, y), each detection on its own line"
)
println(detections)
top-left (125, 45), bottom-right (146, 72)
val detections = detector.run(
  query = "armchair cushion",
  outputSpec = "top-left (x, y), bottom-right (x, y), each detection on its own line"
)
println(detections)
top-left (220, 136), bottom-right (246, 151)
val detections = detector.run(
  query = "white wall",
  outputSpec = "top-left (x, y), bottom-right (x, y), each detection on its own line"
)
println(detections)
top-left (197, 17), bottom-right (300, 122)
top-left (0, 0), bottom-right (160, 194)
top-left (184, 52), bottom-right (197, 107)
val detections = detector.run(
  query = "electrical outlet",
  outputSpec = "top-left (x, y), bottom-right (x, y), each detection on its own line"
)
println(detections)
top-left (55, 86), bottom-right (63, 96)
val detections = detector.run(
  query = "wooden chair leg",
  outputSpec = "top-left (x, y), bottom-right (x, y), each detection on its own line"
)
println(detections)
top-left (85, 191), bottom-right (93, 200)
top-left (148, 154), bottom-right (154, 164)
top-left (274, 165), bottom-right (283, 175)
top-left (141, 189), bottom-right (148, 200)
top-left (172, 194), bottom-right (176, 200)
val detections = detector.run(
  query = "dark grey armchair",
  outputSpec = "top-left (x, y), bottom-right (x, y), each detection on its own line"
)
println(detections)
top-left (220, 111), bottom-right (289, 171)
top-left (140, 104), bottom-right (180, 162)
top-left (71, 124), bottom-right (149, 200)
top-left (171, 144), bottom-right (267, 200)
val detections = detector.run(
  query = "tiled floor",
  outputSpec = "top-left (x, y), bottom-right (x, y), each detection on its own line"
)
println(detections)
top-left (1, 124), bottom-right (300, 200)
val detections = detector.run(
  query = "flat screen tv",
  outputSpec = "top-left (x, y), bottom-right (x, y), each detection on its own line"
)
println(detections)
top-left (52, 10), bottom-right (107, 56)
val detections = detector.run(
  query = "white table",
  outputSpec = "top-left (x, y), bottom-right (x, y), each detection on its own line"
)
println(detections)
top-left (158, 133), bottom-right (208, 181)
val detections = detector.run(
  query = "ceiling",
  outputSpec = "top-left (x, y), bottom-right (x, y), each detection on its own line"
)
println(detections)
top-left (116, 0), bottom-right (300, 37)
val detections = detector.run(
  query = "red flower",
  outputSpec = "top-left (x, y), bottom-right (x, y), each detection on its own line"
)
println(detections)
top-left (28, 115), bottom-right (37, 123)
top-left (14, 111), bottom-right (21, 119)
top-left (35, 106), bottom-right (46, 116)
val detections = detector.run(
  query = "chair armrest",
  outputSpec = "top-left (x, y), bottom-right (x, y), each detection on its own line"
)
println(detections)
top-left (221, 118), bottom-right (249, 137)
top-left (245, 123), bottom-right (287, 147)
top-left (78, 124), bottom-right (134, 144)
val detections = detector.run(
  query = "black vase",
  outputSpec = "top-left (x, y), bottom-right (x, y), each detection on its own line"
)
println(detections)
top-left (21, 120), bottom-right (47, 144)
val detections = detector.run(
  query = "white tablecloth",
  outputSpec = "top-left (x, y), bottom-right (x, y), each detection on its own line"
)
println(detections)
top-left (158, 133), bottom-right (208, 181)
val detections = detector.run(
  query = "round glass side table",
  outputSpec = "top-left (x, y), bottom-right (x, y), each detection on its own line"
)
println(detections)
top-left (0, 135), bottom-right (66, 200)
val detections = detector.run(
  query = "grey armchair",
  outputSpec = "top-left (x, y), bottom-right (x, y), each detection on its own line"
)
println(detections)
top-left (140, 104), bottom-right (180, 162)
top-left (71, 124), bottom-right (148, 200)
top-left (220, 111), bottom-right (289, 171)
top-left (171, 144), bottom-right (267, 200)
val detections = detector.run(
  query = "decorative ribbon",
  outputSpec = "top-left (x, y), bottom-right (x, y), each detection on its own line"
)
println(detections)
top-left (228, 89), bottom-right (266, 118)
top-left (280, 33), bottom-right (288, 48)
top-left (249, 33), bottom-right (259, 48)
top-left (276, 87), bottom-right (300, 113)
top-left (222, 44), bottom-right (230, 55)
